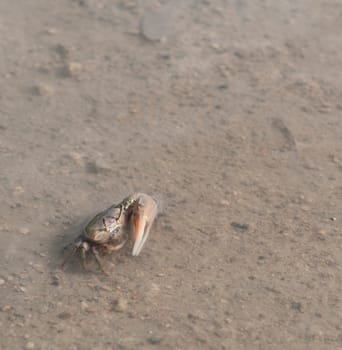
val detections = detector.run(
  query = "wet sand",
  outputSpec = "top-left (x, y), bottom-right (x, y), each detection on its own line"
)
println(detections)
top-left (0, 1), bottom-right (341, 349)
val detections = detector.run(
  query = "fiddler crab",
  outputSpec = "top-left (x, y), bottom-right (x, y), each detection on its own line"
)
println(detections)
top-left (61, 193), bottom-right (158, 274)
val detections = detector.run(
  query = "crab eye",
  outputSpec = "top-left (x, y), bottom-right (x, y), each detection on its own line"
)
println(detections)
top-left (110, 226), bottom-right (121, 238)
top-left (109, 226), bottom-right (120, 234)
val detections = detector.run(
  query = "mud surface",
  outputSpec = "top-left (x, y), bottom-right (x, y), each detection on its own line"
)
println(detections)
top-left (0, 1), bottom-right (341, 349)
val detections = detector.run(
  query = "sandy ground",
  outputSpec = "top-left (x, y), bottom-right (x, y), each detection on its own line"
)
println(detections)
top-left (0, 1), bottom-right (342, 349)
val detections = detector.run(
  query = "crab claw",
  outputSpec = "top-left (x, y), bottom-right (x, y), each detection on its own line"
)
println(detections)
top-left (131, 194), bottom-right (158, 256)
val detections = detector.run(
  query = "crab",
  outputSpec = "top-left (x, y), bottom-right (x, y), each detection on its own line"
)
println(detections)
top-left (61, 193), bottom-right (158, 273)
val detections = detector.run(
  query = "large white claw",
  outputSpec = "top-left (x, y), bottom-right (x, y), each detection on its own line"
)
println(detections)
top-left (131, 194), bottom-right (158, 256)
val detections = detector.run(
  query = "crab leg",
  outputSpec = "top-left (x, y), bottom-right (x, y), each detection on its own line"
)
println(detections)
top-left (80, 247), bottom-right (87, 270)
top-left (91, 246), bottom-right (107, 275)
top-left (131, 194), bottom-right (158, 256)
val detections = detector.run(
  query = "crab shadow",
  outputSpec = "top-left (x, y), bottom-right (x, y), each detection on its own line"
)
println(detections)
top-left (47, 217), bottom-right (87, 275)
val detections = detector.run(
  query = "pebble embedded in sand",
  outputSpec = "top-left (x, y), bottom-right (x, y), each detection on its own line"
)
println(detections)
top-left (231, 222), bottom-right (249, 231)
top-left (64, 62), bottom-right (82, 77)
top-left (148, 335), bottom-right (162, 345)
top-left (54, 44), bottom-right (69, 58)
top-left (19, 228), bottom-right (30, 235)
top-left (46, 28), bottom-right (58, 35)
top-left (51, 274), bottom-right (60, 286)
top-left (58, 312), bottom-right (71, 320)
top-left (330, 155), bottom-right (340, 164)
top-left (39, 305), bottom-right (49, 314)
top-left (86, 159), bottom-right (112, 174)
top-left (162, 224), bottom-right (175, 232)
top-left (121, 0), bottom-right (137, 10)
top-left (210, 42), bottom-right (222, 51)
top-left (318, 229), bottom-right (326, 236)
top-left (68, 151), bottom-right (83, 163)
top-left (97, 284), bottom-right (112, 292)
top-left (35, 84), bottom-right (54, 96)
top-left (1, 305), bottom-right (13, 312)
top-left (290, 301), bottom-right (303, 312)
top-left (140, 11), bottom-right (172, 41)
top-left (112, 298), bottom-right (128, 312)
top-left (13, 186), bottom-right (25, 195)
top-left (81, 301), bottom-right (89, 311)
top-left (25, 341), bottom-right (35, 350)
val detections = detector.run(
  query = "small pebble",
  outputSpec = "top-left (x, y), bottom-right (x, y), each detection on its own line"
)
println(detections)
top-left (58, 312), bottom-right (71, 320)
top-left (64, 62), bottom-right (82, 77)
top-left (39, 305), bottom-right (49, 314)
top-left (54, 44), bottom-right (69, 58)
top-left (46, 28), bottom-right (58, 35)
top-left (148, 335), bottom-right (162, 345)
top-left (35, 84), bottom-right (54, 96)
top-left (81, 301), bottom-right (89, 311)
top-left (25, 341), bottom-right (35, 350)
top-left (140, 11), bottom-right (172, 41)
top-left (51, 275), bottom-right (60, 286)
top-left (211, 42), bottom-right (221, 50)
top-left (162, 224), bottom-right (175, 232)
top-left (121, 0), bottom-right (137, 9)
top-left (0, 278), bottom-right (5, 285)
top-left (220, 199), bottom-right (230, 206)
top-left (231, 222), bottom-right (249, 231)
top-left (19, 286), bottom-right (27, 293)
top-left (301, 205), bottom-right (310, 212)
top-left (19, 228), bottom-right (30, 235)
top-left (329, 154), bottom-right (340, 164)
top-left (31, 264), bottom-right (44, 273)
top-left (67, 151), bottom-right (84, 166)
top-left (13, 186), bottom-right (25, 195)
top-left (290, 301), bottom-right (303, 312)
top-left (98, 285), bottom-right (112, 292)
top-left (87, 159), bottom-right (112, 174)
top-left (147, 283), bottom-right (160, 298)
top-left (112, 298), bottom-right (128, 312)
top-left (10, 202), bottom-right (22, 209)
top-left (317, 229), bottom-right (326, 240)
top-left (1, 305), bottom-right (13, 312)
